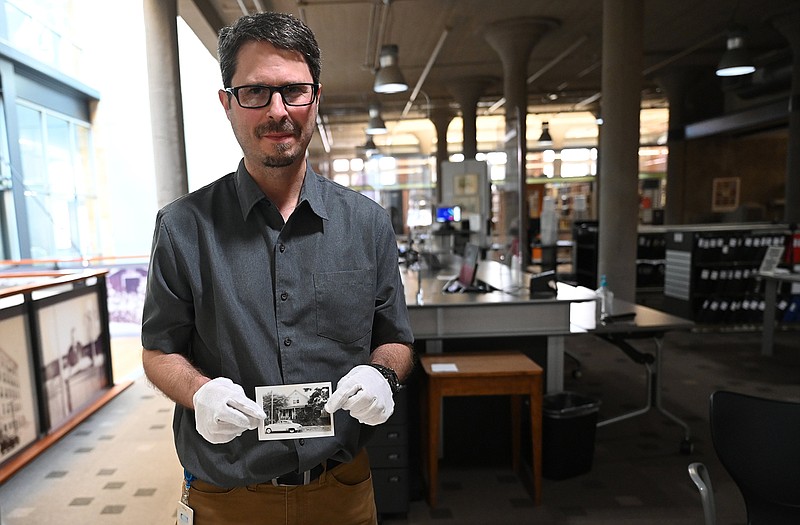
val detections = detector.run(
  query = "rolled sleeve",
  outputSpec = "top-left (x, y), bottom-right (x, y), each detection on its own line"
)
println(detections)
top-left (141, 213), bottom-right (195, 355)
top-left (370, 211), bottom-right (414, 349)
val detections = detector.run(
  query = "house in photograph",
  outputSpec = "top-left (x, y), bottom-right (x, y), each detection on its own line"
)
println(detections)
top-left (0, 346), bottom-right (23, 455)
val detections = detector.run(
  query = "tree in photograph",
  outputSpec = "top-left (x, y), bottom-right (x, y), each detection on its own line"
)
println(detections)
top-left (262, 392), bottom-right (288, 424)
top-left (297, 387), bottom-right (330, 425)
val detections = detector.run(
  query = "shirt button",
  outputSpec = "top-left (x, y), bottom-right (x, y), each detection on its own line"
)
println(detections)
top-left (280, 292), bottom-right (289, 301)
top-left (283, 338), bottom-right (292, 347)
top-left (279, 244), bottom-right (286, 253)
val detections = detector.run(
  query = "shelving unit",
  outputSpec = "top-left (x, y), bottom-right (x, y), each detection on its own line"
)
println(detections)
top-left (636, 226), bottom-right (667, 290)
top-left (572, 221), bottom-right (598, 288)
top-left (662, 224), bottom-right (792, 324)
top-left (571, 222), bottom-right (667, 291)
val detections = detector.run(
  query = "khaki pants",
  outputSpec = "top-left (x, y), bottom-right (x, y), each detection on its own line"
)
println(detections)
top-left (181, 449), bottom-right (377, 525)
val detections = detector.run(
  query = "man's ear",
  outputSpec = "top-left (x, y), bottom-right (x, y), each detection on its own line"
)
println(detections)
top-left (219, 89), bottom-right (232, 112)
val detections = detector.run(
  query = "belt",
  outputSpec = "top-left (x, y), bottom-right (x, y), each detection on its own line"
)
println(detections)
top-left (271, 459), bottom-right (341, 486)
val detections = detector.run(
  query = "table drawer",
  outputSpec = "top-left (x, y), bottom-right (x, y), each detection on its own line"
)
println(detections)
top-left (372, 467), bottom-right (409, 514)
top-left (368, 444), bottom-right (408, 468)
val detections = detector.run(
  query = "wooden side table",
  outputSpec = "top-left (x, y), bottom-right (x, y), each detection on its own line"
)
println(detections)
top-left (420, 351), bottom-right (544, 507)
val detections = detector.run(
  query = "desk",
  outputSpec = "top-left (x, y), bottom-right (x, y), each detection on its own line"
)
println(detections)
top-left (571, 299), bottom-right (695, 452)
top-left (420, 352), bottom-right (543, 508)
top-left (404, 262), bottom-right (696, 500)
top-left (404, 260), bottom-right (594, 393)
top-left (759, 271), bottom-right (800, 356)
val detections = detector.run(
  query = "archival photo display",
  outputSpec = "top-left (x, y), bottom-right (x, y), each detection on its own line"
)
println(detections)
top-left (255, 382), bottom-right (334, 441)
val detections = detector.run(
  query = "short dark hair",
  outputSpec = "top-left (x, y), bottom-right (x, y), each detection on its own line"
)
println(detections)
top-left (217, 12), bottom-right (321, 88)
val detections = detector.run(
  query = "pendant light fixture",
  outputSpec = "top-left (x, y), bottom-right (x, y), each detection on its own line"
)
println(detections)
top-left (538, 121), bottom-right (553, 146)
top-left (716, 26), bottom-right (756, 77)
top-left (357, 134), bottom-right (380, 158)
top-left (373, 44), bottom-right (408, 94)
top-left (365, 104), bottom-right (388, 135)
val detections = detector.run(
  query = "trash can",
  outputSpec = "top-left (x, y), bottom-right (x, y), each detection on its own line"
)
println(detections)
top-left (542, 391), bottom-right (601, 480)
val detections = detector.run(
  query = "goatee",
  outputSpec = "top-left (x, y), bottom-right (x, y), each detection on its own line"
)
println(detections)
top-left (256, 121), bottom-right (300, 168)
top-left (261, 144), bottom-right (298, 168)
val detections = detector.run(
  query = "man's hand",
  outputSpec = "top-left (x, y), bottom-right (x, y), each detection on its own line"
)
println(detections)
top-left (192, 377), bottom-right (266, 444)
top-left (325, 365), bottom-right (394, 425)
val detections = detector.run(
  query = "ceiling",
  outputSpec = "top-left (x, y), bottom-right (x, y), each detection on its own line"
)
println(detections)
top-left (181, 0), bottom-right (798, 162)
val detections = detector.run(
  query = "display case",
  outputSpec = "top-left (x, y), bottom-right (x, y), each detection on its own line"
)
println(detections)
top-left (0, 269), bottom-right (117, 481)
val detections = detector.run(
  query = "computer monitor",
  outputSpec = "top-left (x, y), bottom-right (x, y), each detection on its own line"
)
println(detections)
top-left (435, 205), bottom-right (461, 224)
top-left (443, 242), bottom-right (482, 293)
top-left (456, 242), bottom-right (480, 288)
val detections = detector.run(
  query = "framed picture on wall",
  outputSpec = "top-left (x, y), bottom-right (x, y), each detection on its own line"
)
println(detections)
top-left (712, 177), bottom-right (740, 212)
top-left (0, 304), bottom-right (40, 463)
top-left (34, 287), bottom-right (110, 432)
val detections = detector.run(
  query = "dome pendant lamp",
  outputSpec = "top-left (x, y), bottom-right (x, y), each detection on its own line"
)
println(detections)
top-left (374, 44), bottom-right (408, 94)
top-left (716, 27), bottom-right (756, 77)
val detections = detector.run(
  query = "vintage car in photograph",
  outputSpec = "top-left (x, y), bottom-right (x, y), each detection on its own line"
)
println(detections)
top-left (265, 419), bottom-right (303, 433)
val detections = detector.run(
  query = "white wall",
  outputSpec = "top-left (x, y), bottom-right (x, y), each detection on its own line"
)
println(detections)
top-left (74, 1), bottom-right (241, 258)
top-left (177, 16), bottom-right (243, 191)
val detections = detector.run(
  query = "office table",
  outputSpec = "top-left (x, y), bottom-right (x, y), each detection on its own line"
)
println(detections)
top-left (404, 261), bottom-right (695, 449)
top-left (570, 299), bottom-right (695, 452)
top-left (419, 352), bottom-right (543, 507)
top-left (403, 260), bottom-right (594, 393)
top-left (759, 271), bottom-right (800, 356)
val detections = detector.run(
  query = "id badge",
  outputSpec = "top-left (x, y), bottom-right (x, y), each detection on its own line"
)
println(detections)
top-left (177, 501), bottom-right (194, 525)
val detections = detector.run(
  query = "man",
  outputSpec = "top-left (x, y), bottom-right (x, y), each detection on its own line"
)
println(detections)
top-left (141, 11), bottom-right (414, 525)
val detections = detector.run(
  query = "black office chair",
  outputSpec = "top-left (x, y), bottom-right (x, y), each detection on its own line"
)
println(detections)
top-left (688, 390), bottom-right (800, 525)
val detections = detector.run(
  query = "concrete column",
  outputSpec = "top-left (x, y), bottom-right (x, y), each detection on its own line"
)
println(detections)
top-left (656, 68), bottom-right (699, 225)
top-left (448, 76), bottom-right (496, 159)
top-left (429, 107), bottom-right (456, 203)
top-left (597, 0), bottom-right (643, 302)
top-left (770, 6), bottom-right (800, 225)
top-left (143, 0), bottom-right (189, 207)
top-left (485, 18), bottom-right (558, 263)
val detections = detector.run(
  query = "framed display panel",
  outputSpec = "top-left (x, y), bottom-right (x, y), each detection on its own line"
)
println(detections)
top-left (32, 284), bottom-right (112, 432)
top-left (0, 303), bottom-right (40, 465)
top-left (104, 263), bottom-right (149, 337)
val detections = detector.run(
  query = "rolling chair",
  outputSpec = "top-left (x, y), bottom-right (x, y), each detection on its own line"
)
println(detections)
top-left (688, 391), bottom-right (800, 524)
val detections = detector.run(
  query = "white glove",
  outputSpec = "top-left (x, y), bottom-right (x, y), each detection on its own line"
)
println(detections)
top-left (325, 365), bottom-right (394, 426)
top-left (192, 377), bottom-right (266, 444)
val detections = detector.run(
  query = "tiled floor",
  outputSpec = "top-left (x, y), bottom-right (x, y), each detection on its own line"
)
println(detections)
top-left (0, 378), bottom-right (180, 524)
top-left (0, 328), bottom-right (797, 524)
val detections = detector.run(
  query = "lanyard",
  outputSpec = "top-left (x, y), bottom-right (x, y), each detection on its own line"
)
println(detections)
top-left (182, 469), bottom-right (196, 505)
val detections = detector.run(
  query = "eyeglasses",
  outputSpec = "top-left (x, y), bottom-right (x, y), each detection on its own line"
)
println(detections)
top-left (224, 83), bottom-right (319, 108)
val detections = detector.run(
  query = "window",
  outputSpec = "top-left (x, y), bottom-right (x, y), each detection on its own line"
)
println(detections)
top-left (0, 99), bottom-right (17, 261)
top-left (17, 102), bottom-right (97, 260)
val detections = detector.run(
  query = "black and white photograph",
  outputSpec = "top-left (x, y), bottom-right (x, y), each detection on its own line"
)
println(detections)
top-left (36, 290), bottom-right (109, 431)
top-left (105, 264), bottom-right (149, 337)
top-left (0, 308), bottom-right (39, 463)
top-left (255, 382), bottom-right (334, 441)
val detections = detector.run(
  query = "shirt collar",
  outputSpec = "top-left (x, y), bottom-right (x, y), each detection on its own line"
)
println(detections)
top-left (235, 160), bottom-right (329, 221)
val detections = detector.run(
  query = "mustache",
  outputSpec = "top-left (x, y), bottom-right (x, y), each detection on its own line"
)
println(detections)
top-left (256, 121), bottom-right (298, 137)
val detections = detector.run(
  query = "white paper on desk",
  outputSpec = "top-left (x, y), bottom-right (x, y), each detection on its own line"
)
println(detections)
top-left (431, 363), bottom-right (459, 372)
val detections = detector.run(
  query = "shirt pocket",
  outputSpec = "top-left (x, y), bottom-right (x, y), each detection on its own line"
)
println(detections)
top-left (314, 269), bottom-right (374, 344)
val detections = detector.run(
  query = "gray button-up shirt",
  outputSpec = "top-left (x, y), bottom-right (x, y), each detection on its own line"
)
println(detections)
top-left (141, 160), bottom-right (414, 486)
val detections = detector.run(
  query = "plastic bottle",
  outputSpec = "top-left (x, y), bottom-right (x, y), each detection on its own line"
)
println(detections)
top-left (540, 196), bottom-right (558, 246)
top-left (595, 274), bottom-right (614, 319)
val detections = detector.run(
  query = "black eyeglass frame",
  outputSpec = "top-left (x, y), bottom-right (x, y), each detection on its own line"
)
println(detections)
top-left (224, 83), bottom-right (320, 108)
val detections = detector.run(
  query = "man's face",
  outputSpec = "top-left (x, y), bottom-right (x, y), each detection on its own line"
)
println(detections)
top-left (219, 40), bottom-right (319, 171)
